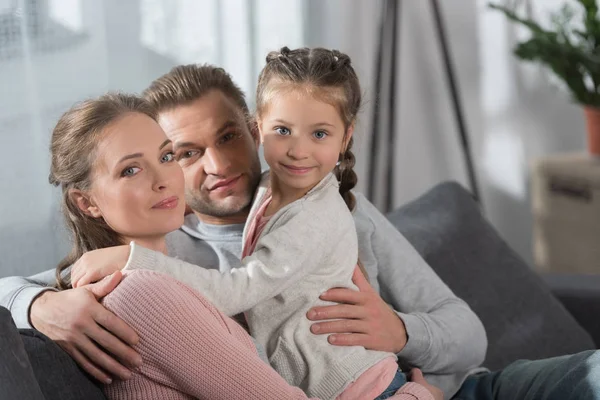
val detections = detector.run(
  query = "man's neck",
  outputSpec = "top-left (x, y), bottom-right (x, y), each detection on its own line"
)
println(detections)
top-left (193, 209), bottom-right (249, 226)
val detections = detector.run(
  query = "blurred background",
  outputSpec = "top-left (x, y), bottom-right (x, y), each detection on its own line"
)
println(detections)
top-left (0, 0), bottom-right (591, 277)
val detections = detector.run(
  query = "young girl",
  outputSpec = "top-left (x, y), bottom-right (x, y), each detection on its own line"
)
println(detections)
top-left (52, 92), bottom-right (439, 400)
top-left (72, 48), bottom-right (438, 399)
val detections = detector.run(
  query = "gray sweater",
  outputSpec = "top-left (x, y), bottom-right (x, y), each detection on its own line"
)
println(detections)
top-left (0, 183), bottom-right (487, 398)
top-left (124, 172), bottom-right (394, 399)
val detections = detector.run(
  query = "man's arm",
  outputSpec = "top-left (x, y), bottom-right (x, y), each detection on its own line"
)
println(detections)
top-left (0, 269), bottom-right (141, 383)
top-left (308, 193), bottom-right (487, 374)
top-left (0, 269), bottom-right (57, 329)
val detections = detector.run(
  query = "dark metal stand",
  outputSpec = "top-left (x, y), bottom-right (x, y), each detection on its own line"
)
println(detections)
top-left (368, 0), bottom-right (481, 210)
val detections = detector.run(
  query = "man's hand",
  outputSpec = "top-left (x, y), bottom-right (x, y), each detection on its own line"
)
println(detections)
top-left (409, 368), bottom-right (444, 400)
top-left (71, 245), bottom-right (130, 288)
top-left (30, 271), bottom-right (141, 383)
top-left (306, 266), bottom-right (408, 354)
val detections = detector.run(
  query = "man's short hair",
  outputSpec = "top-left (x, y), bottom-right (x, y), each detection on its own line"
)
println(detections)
top-left (143, 64), bottom-right (249, 114)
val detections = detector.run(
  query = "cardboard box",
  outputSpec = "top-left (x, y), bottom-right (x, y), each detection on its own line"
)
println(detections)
top-left (532, 153), bottom-right (600, 274)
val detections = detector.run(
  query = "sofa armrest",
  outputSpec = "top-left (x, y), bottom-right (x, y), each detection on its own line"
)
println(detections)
top-left (541, 273), bottom-right (600, 348)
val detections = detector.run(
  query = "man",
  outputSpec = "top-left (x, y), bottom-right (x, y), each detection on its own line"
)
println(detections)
top-left (4, 64), bottom-right (597, 400)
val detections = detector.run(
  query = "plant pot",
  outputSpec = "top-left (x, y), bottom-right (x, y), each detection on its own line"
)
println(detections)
top-left (584, 106), bottom-right (600, 156)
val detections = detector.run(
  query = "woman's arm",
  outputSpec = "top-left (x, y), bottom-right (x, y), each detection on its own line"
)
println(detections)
top-left (102, 269), bottom-right (315, 400)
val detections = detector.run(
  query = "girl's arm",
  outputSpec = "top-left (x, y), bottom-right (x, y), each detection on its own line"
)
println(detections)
top-left (122, 206), bottom-right (351, 316)
top-left (102, 269), bottom-right (315, 400)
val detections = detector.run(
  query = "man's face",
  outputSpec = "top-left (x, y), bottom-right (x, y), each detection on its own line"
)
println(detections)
top-left (158, 90), bottom-right (262, 224)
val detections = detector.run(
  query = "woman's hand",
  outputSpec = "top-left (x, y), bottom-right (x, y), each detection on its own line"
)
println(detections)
top-left (409, 368), bottom-right (444, 400)
top-left (71, 245), bottom-right (131, 288)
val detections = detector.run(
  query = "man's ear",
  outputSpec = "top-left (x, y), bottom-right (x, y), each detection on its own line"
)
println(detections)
top-left (69, 189), bottom-right (102, 218)
top-left (342, 123), bottom-right (355, 152)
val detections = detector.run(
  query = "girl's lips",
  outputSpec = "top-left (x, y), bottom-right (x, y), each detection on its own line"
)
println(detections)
top-left (281, 164), bottom-right (314, 174)
top-left (152, 196), bottom-right (179, 209)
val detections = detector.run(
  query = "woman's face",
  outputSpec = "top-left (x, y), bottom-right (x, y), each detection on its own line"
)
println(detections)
top-left (86, 112), bottom-right (185, 241)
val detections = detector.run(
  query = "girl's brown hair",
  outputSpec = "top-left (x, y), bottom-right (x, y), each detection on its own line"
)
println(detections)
top-left (49, 93), bottom-right (157, 289)
top-left (256, 47), bottom-right (361, 211)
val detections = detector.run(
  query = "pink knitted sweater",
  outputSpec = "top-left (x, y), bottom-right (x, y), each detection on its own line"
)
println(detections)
top-left (101, 270), bottom-right (435, 400)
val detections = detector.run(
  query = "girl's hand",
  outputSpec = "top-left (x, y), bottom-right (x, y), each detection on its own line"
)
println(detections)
top-left (409, 369), bottom-right (444, 400)
top-left (71, 245), bottom-right (131, 288)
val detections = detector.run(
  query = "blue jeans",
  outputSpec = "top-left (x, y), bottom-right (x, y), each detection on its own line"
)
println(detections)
top-left (452, 350), bottom-right (600, 400)
top-left (375, 369), bottom-right (408, 399)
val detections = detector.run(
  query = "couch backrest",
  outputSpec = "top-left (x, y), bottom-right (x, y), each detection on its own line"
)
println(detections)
top-left (386, 181), bottom-right (595, 370)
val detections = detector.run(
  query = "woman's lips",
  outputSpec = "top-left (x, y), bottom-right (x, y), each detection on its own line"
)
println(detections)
top-left (152, 196), bottom-right (179, 209)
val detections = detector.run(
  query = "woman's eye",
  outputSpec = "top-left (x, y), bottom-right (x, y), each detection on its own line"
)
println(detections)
top-left (121, 167), bottom-right (141, 177)
top-left (161, 152), bottom-right (175, 163)
top-left (313, 131), bottom-right (328, 140)
top-left (275, 127), bottom-right (291, 136)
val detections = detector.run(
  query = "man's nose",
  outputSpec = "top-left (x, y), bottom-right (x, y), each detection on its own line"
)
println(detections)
top-left (203, 147), bottom-right (232, 175)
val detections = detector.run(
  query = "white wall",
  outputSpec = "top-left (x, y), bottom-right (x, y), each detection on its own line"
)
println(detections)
top-left (305, 0), bottom-right (587, 266)
top-left (0, 0), bottom-right (304, 277)
top-left (0, 0), bottom-right (587, 276)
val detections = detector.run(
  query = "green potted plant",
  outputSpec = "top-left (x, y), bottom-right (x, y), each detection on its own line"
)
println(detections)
top-left (490, 0), bottom-right (600, 155)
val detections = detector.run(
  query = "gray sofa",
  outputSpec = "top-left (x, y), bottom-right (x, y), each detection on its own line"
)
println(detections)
top-left (2, 181), bottom-right (598, 399)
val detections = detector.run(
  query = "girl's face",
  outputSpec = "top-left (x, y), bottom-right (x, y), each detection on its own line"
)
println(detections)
top-left (81, 112), bottom-right (185, 241)
top-left (258, 89), bottom-right (353, 195)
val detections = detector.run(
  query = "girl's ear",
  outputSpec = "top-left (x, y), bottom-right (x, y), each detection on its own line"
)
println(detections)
top-left (256, 117), bottom-right (266, 144)
top-left (342, 123), bottom-right (355, 152)
top-left (248, 118), bottom-right (260, 147)
top-left (69, 189), bottom-right (102, 218)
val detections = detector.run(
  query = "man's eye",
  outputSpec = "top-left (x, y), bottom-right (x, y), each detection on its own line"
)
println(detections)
top-left (180, 150), bottom-right (198, 159)
top-left (220, 132), bottom-right (237, 143)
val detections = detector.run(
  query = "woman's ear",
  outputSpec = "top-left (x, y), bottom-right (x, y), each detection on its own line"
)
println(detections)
top-left (342, 123), bottom-right (355, 152)
top-left (69, 189), bottom-right (102, 218)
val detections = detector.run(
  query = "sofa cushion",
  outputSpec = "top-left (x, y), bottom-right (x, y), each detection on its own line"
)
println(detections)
top-left (386, 181), bottom-right (596, 371)
top-left (20, 328), bottom-right (106, 400)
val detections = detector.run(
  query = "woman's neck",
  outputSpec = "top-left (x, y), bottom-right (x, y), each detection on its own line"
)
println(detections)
top-left (124, 235), bottom-right (168, 255)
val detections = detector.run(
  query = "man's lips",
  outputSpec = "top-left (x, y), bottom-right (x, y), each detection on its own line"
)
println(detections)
top-left (281, 164), bottom-right (315, 175)
top-left (152, 196), bottom-right (179, 209)
top-left (208, 175), bottom-right (241, 191)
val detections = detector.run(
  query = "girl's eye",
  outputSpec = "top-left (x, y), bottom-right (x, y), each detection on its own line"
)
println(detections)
top-left (161, 152), bottom-right (175, 163)
top-left (275, 127), bottom-right (291, 136)
top-left (313, 131), bottom-right (328, 140)
top-left (121, 167), bottom-right (141, 177)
